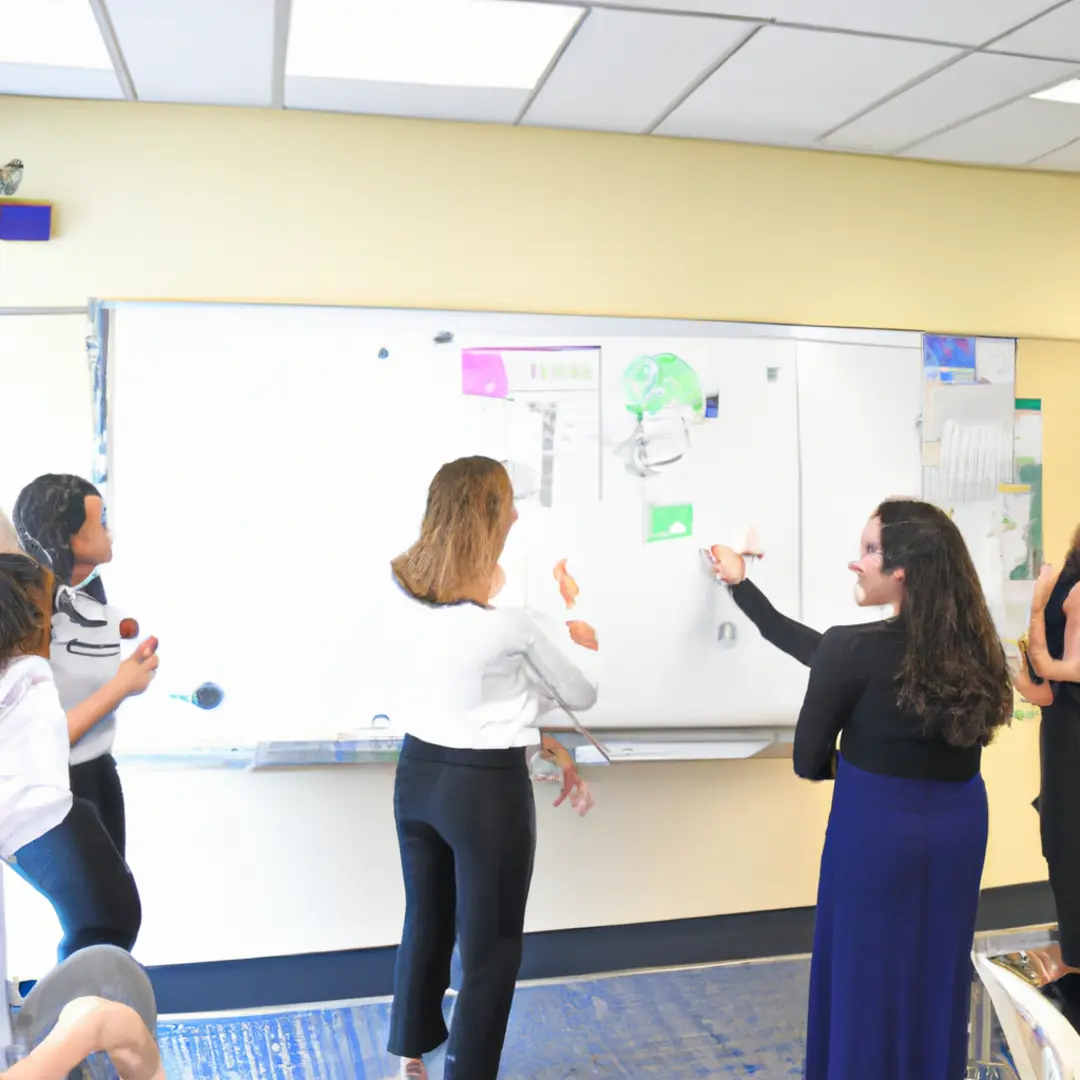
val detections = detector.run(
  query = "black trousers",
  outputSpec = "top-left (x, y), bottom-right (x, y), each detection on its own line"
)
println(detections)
top-left (388, 735), bottom-right (536, 1080)
top-left (11, 754), bottom-right (141, 963)
top-left (1040, 689), bottom-right (1080, 967)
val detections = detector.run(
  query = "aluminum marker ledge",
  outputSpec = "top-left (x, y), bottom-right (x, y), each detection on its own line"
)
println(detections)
top-left (115, 726), bottom-right (797, 769)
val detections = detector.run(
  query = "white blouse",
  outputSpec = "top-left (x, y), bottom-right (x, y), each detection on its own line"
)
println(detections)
top-left (372, 577), bottom-right (598, 751)
top-left (50, 584), bottom-right (126, 765)
top-left (0, 656), bottom-right (73, 858)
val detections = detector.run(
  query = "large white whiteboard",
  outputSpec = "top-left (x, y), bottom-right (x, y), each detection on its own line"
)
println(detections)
top-left (103, 303), bottom-right (925, 748)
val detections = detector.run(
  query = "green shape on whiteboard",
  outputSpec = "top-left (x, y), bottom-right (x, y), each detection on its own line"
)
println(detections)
top-left (646, 503), bottom-right (694, 543)
top-left (622, 353), bottom-right (704, 420)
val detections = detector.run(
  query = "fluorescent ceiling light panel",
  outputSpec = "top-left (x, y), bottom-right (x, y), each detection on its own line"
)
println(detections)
top-left (0, 0), bottom-right (112, 68)
top-left (1032, 80), bottom-right (1080, 105)
top-left (287, 0), bottom-right (583, 89)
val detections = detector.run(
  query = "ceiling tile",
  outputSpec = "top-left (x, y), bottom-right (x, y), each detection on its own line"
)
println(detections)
top-left (1030, 139), bottom-right (1080, 168)
top-left (992, 0), bottom-right (1080, 61)
top-left (655, 27), bottom-right (958, 147)
top-left (287, 0), bottom-right (582, 89)
top-left (0, 0), bottom-right (112, 68)
top-left (284, 77), bottom-right (527, 123)
top-left (901, 98), bottom-right (1080, 166)
top-left (0, 62), bottom-right (123, 100)
top-left (522, 8), bottom-right (754, 134)
top-left (562, 0), bottom-right (1058, 47)
top-left (826, 52), bottom-right (1080, 153)
top-left (105, 0), bottom-right (275, 106)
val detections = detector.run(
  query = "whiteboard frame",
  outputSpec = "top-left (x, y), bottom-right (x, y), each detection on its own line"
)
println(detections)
top-left (92, 299), bottom-right (961, 767)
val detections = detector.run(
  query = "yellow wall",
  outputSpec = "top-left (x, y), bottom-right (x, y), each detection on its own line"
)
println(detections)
top-left (1, 95), bottom-right (1068, 968)
top-left (4, 95), bottom-right (1080, 340)
top-left (1017, 340), bottom-right (1080, 562)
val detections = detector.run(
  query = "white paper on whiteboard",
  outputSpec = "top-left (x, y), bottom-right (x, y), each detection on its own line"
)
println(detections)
top-left (975, 337), bottom-right (1015, 385)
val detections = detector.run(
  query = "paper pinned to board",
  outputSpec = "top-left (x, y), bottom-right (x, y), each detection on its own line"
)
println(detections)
top-left (975, 337), bottom-right (1016, 385)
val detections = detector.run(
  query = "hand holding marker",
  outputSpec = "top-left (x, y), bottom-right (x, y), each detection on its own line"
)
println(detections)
top-left (115, 618), bottom-right (160, 698)
top-left (701, 526), bottom-right (764, 585)
top-left (701, 528), bottom-right (764, 647)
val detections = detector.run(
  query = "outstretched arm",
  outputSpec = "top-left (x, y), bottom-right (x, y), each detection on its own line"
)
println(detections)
top-left (729, 580), bottom-right (823, 668)
top-left (707, 545), bottom-right (822, 666)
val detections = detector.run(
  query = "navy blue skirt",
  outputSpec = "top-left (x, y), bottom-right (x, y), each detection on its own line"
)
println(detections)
top-left (805, 757), bottom-right (988, 1080)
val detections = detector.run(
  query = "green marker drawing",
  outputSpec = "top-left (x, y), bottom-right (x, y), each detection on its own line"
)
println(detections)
top-left (617, 354), bottom-right (705, 477)
top-left (622, 353), bottom-right (704, 419)
top-left (646, 502), bottom-right (694, 543)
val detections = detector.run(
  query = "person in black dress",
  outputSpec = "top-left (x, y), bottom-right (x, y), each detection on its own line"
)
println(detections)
top-left (710, 498), bottom-right (1013, 1080)
top-left (1020, 542), bottom-right (1080, 1009)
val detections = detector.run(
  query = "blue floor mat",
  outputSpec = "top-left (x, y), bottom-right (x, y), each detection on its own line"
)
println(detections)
top-left (157, 959), bottom-right (810, 1079)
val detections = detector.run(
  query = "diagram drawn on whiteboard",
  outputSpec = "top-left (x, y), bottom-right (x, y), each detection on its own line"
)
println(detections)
top-left (613, 353), bottom-right (704, 477)
top-left (461, 346), bottom-right (601, 508)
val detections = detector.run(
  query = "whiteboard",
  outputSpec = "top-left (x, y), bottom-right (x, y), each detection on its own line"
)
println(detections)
top-left (797, 340), bottom-right (924, 633)
top-left (103, 303), bottom-right (926, 748)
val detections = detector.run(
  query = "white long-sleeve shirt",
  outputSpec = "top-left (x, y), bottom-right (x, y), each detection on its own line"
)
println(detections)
top-left (0, 656), bottom-right (73, 858)
top-left (371, 577), bottom-right (598, 750)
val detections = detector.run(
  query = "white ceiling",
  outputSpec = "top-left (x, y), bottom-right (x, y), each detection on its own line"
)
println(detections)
top-left (6, 0), bottom-right (1080, 172)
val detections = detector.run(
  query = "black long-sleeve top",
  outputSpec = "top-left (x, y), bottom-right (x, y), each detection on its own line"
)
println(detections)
top-left (730, 580), bottom-right (982, 784)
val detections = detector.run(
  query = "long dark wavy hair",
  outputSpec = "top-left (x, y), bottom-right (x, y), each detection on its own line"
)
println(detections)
top-left (877, 498), bottom-right (1012, 748)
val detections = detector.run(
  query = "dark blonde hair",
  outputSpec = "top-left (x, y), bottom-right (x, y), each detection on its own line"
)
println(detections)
top-left (392, 456), bottom-right (513, 604)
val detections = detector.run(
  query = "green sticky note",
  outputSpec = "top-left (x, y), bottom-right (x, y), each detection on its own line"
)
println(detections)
top-left (646, 502), bottom-right (693, 543)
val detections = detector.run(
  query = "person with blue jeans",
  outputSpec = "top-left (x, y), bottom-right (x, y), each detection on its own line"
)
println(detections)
top-left (11, 475), bottom-right (159, 962)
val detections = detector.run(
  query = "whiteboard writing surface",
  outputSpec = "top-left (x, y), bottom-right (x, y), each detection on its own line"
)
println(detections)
top-left (103, 304), bottom-right (928, 750)
top-left (496, 336), bottom-right (806, 727)
top-left (796, 339), bottom-right (924, 635)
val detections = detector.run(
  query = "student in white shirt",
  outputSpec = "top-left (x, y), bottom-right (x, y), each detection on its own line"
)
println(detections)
top-left (0, 553), bottom-right (73, 859)
top-left (387, 456), bottom-right (597, 1080)
top-left (11, 475), bottom-right (158, 961)
top-left (0, 550), bottom-right (163, 1080)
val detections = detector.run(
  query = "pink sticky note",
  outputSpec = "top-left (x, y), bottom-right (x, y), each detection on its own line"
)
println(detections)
top-left (462, 350), bottom-right (508, 398)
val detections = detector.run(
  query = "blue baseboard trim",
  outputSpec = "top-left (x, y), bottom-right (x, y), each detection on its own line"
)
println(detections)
top-left (147, 880), bottom-right (1055, 1015)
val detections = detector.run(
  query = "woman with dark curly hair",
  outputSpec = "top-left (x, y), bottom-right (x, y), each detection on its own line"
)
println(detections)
top-left (711, 499), bottom-right (1012, 1080)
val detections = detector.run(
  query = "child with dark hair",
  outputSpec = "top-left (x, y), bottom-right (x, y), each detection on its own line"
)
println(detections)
top-left (0, 553), bottom-right (163, 1079)
top-left (0, 554), bottom-right (72, 864)
top-left (11, 475), bottom-right (158, 962)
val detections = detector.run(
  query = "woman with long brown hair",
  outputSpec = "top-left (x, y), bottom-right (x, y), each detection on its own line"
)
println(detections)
top-left (385, 456), bottom-right (597, 1080)
top-left (711, 499), bottom-right (1012, 1080)
top-left (1017, 528), bottom-right (1080, 1004)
